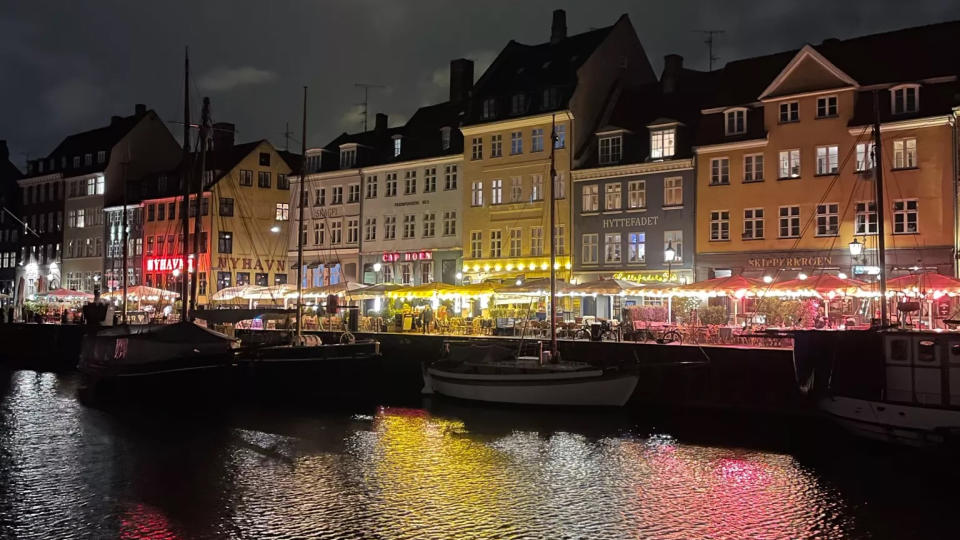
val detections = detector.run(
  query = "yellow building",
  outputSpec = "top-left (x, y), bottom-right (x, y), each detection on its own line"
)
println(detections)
top-left (140, 127), bottom-right (298, 306)
top-left (695, 22), bottom-right (960, 281)
top-left (459, 10), bottom-right (654, 283)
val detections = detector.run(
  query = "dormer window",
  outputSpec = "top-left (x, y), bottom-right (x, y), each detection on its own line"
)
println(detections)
top-left (891, 84), bottom-right (919, 114)
top-left (440, 127), bottom-right (451, 150)
top-left (339, 145), bottom-right (357, 169)
top-left (542, 87), bottom-right (560, 110)
top-left (97, 150), bottom-right (106, 164)
top-left (650, 128), bottom-right (675, 159)
top-left (725, 109), bottom-right (747, 135)
top-left (73, 156), bottom-right (80, 168)
top-left (482, 98), bottom-right (496, 120)
top-left (510, 94), bottom-right (526, 115)
top-left (392, 136), bottom-right (402, 157)
top-left (598, 135), bottom-right (622, 165)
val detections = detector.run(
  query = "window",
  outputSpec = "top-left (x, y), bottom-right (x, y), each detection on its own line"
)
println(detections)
top-left (816, 145), bottom-right (839, 175)
top-left (235, 272), bottom-right (250, 287)
top-left (725, 109), bottom-right (746, 135)
top-left (239, 170), bottom-right (253, 186)
top-left (554, 124), bottom-right (566, 148)
top-left (744, 154), bottom-right (764, 182)
top-left (893, 138), bottom-right (917, 169)
top-left (384, 216), bottom-right (396, 240)
top-left (347, 218), bottom-right (359, 243)
top-left (604, 233), bottom-right (621, 263)
top-left (146, 236), bottom-right (154, 255)
top-left (340, 148), bottom-right (356, 168)
top-left (664, 177), bottom-right (682, 207)
top-left (482, 98), bottom-right (496, 119)
top-left (554, 225), bottom-right (565, 256)
top-left (470, 231), bottom-right (482, 258)
top-left (216, 197), bottom-right (234, 217)
top-left (444, 165), bottom-right (458, 190)
top-left (443, 211), bottom-right (456, 236)
top-left (423, 213), bottom-right (436, 238)
top-left (73, 156), bottom-right (80, 168)
top-left (627, 180), bottom-right (646, 209)
top-left (779, 149), bottom-right (801, 178)
top-left (277, 174), bottom-right (289, 190)
top-left (157, 203), bottom-right (165, 221)
top-left (331, 220), bottom-right (343, 244)
top-left (710, 210), bottom-right (730, 241)
top-left (440, 127), bottom-right (451, 150)
top-left (382, 265), bottom-right (393, 283)
top-left (300, 223), bottom-right (308, 246)
top-left (605, 183), bottom-right (622, 210)
top-left (218, 231), bottom-right (233, 253)
top-left (404, 170), bottom-right (417, 195)
top-left (893, 199), bottom-right (918, 234)
top-left (599, 135), bottom-right (622, 164)
top-left (710, 158), bottom-right (730, 185)
top-left (491, 179), bottom-right (502, 205)
top-left (275, 203), bottom-right (289, 221)
top-left (84, 153), bottom-right (92, 166)
top-left (510, 131), bottom-right (523, 154)
top-left (393, 137), bottom-right (402, 157)
top-left (348, 183), bottom-right (360, 203)
top-left (627, 232), bottom-right (645, 263)
top-left (400, 263), bottom-right (413, 285)
top-left (855, 201), bottom-right (878, 234)
top-left (553, 173), bottom-right (566, 200)
top-left (97, 150), bottom-right (106, 163)
top-left (314, 222), bottom-right (325, 245)
top-left (816, 203), bottom-right (839, 236)
top-left (530, 227), bottom-right (543, 256)
top-left (86, 177), bottom-right (96, 195)
top-left (332, 186), bottom-right (343, 204)
top-left (258, 171), bottom-right (271, 188)
top-left (531, 129), bottom-right (544, 152)
top-left (817, 96), bottom-right (838, 118)
top-left (543, 87), bottom-right (560, 109)
top-left (385, 173), bottom-right (398, 196)
top-left (76, 208), bottom-right (86, 228)
top-left (419, 261), bottom-right (434, 284)
top-left (856, 143), bottom-right (875, 171)
top-left (510, 94), bottom-right (525, 114)
top-left (471, 181), bottom-right (483, 206)
top-left (892, 85), bottom-right (919, 115)
top-left (254, 272), bottom-right (269, 287)
top-left (664, 230), bottom-right (683, 261)
top-left (315, 188), bottom-right (326, 206)
top-left (582, 234), bottom-right (598, 264)
top-left (509, 228), bottom-right (522, 257)
top-left (650, 129), bottom-right (675, 159)
top-left (510, 177), bottom-right (522, 202)
top-left (217, 272), bottom-right (232, 291)
top-left (423, 168), bottom-right (437, 193)
top-left (363, 217), bottom-right (376, 241)
top-left (365, 175), bottom-right (378, 198)
top-left (489, 230), bottom-right (502, 257)
top-left (779, 102), bottom-right (799, 123)
top-left (743, 208), bottom-right (765, 239)
top-left (168, 202), bottom-right (176, 221)
top-left (471, 137), bottom-right (483, 160)
top-left (531, 175), bottom-right (543, 201)
top-left (778, 206), bottom-right (800, 238)
top-left (491, 134), bottom-right (502, 157)
top-left (402, 215), bottom-right (416, 239)
top-left (582, 184), bottom-right (599, 212)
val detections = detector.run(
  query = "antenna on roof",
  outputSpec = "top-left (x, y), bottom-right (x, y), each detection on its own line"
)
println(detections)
top-left (694, 30), bottom-right (725, 71)
top-left (354, 83), bottom-right (385, 132)
top-left (283, 121), bottom-right (292, 151)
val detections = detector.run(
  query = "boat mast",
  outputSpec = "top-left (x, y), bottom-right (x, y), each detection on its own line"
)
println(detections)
top-left (190, 97), bottom-right (211, 318)
top-left (871, 90), bottom-right (888, 325)
top-left (548, 115), bottom-right (558, 359)
top-left (121, 159), bottom-right (128, 324)
top-left (295, 87), bottom-right (308, 342)
top-left (180, 47), bottom-right (192, 323)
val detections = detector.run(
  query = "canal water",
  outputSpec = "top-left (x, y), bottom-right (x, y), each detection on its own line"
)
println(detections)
top-left (0, 369), bottom-right (954, 539)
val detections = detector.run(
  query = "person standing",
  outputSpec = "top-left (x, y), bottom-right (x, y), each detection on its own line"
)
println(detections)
top-left (422, 305), bottom-right (434, 334)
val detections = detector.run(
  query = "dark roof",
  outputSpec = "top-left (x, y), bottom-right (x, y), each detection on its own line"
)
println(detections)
top-left (35, 111), bottom-right (148, 177)
top-left (393, 101), bottom-right (464, 161)
top-left (317, 125), bottom-right (405, 171)
top-left (849, 79), bottom-right (960, 126)
top-left (463, 18), bottom-right (622, 124)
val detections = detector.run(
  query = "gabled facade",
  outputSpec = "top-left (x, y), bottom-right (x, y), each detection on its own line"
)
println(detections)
top-left (459, 10), bottom-right (656, 284)
top-left (694, 21), bottom-right (960, 281)
top-left (0, 141), bottom-right (23, 303)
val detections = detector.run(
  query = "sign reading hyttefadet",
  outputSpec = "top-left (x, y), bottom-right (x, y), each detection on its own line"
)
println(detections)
top-left (602, 216), bottom-right (660, 229)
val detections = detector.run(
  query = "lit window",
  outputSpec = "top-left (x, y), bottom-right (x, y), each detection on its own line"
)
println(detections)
top-left (582, 184), bottom-right (598, 212)
top-left (650, 129), bottom-right (675, 159)
top-left (604, 233), bottom-right (621, 263)
top-left (628, 180), bottom-right (646, 209)
top-left (816, 145), bottom-right (839, 175)
top-left (627, 233), bottom-right (645, 263)
top-left (471, 181), bottom-right (483, 206)
top-left (778, 149), bottom-right (800, 178)
top-left (491, 179), bottom-right (502, 204)
top-left (605, 183), bottom-right (621, 210)
top-left (664, 230), bottom-right (683, 261)
top-left (663, 177), bottom-right (682, 207)
top-left (275, 203), bottom-right (289, 221)
top-left (893, 138), bottom-right (917, 169)
top-left (393, 137), bottom-right (402, 157)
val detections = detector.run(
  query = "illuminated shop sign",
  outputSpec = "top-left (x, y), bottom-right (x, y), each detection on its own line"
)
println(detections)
top-left (382, 251), bottom-right (433, 262)
top-left (145, 257), bottom-right (194, 273)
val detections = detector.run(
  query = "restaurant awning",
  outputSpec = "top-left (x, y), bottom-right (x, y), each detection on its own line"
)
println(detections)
top-left (42, 288), bottom-right (94, 302)
top-left (102, 285), bottom-right (178, 301)
top-left (568, 278), bottom-right (643, 296)
top-left (290, 281), bottom-right (369, 299)
top-left (885, 272), bottom-right (960, 296)
top-left (769, 274), bottom-right (869, 298)
top-left (674, 275), bottom-right (763, 298)
top-left (386, 281), bottom-right (493, 299)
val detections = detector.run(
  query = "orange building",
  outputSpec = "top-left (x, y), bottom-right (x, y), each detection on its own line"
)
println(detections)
top-left (694, 22), bottom-right (960, 281)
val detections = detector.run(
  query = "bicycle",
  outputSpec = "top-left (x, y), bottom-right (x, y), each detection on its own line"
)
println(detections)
top-left (638, 327), bottom-right (683, 344)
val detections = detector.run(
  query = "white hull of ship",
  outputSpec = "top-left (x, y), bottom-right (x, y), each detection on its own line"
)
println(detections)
top-left (425, 368), bottom-right (638, 407)
top-left (820, 396), bottom-right (960, 447)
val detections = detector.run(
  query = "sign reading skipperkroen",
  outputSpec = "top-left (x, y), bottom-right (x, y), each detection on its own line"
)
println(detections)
top-left (747, 256), bottom-right (834, 268)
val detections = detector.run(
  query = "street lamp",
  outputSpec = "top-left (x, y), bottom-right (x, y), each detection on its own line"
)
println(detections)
top-left (848, 237), bottom-right (863, 257)
top-left (372, 262), bottom-right (382, 284)
top-left (664, 240), bottom-right (675, 282)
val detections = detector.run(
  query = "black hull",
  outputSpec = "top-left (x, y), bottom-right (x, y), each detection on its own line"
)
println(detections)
top-left (80, 357), bottom-right (236, 399)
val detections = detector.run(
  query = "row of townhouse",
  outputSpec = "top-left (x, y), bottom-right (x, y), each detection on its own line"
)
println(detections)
top-left (288, 11), bottom-right (960, 316)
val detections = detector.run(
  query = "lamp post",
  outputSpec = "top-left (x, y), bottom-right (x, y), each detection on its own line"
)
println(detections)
top-left (664, 240), bottom-right (675, 282)
top-left (372, 262), bottom-right (382, 284)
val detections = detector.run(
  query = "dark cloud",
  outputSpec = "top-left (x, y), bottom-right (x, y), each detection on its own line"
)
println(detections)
top-left (1, 0), bottom-right (959, 167)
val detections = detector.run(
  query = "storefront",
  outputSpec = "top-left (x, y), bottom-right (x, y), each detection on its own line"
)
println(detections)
top-left (361, 248), bottom-right (461, 286)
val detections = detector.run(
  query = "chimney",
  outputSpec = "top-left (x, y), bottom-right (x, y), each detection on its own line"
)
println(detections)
top-left (212, 122), bottom-right (235, 150)
top-left (0, 140), bottom-right (7, 161)
top-left (449, 58), bottom-right (474, 102)
top-left (375, 113), bottom-right (388, 135)
top-left (661, 54), bottom-right (683, 94)
top-left (135, 103), bottom-right (146, 116)
top-left (550, 9), bottom-right (567, 44)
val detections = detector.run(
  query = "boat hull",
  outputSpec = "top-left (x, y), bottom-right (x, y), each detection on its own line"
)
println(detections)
top-left (820, 396), bottom-right (960, 447)
top-left (425, 367), bottom-right (639, 407)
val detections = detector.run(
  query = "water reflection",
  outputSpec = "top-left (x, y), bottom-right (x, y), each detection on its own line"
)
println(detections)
top-left (0, 369), bottom-right (950, 538)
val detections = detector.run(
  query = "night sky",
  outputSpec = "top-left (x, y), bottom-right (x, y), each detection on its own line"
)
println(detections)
top-left (2, 0), bottom-right (959, 167)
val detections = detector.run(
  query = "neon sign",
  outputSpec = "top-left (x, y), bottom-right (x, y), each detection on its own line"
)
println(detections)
top-left (145, 257), bottom-right (194, 273)
top-left (382, 251), bottom-right (433, 262)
